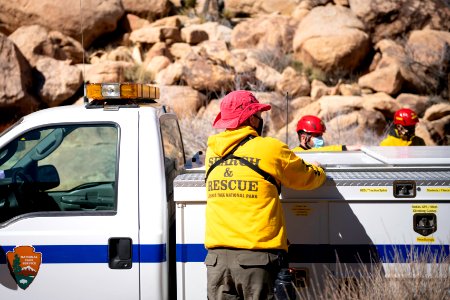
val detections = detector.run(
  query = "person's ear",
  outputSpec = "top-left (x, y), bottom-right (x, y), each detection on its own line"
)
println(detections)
top-left (300, 133), bottom-right (307, 143)
top-left (249, 115), bottom-right (258, 128)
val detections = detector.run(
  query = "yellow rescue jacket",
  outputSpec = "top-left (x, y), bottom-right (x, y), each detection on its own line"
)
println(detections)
top-left (292, 145), bottom-right (345, 152)
top-left (205, 126), bottom-right (326, 251)
top-left (379, 128), bottom-right (425, 146)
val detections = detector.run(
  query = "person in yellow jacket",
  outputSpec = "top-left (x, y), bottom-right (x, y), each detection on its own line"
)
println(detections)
top-left (380, 108), bottom-right (426, 146)
top-left (292, 115), bottom-right (361, 152)
top-left (204, 90), bottom-right (326, 300)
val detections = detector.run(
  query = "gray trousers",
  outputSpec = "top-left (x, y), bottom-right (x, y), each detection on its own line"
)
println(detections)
top-left (205, 248), bottom-right (285, 300)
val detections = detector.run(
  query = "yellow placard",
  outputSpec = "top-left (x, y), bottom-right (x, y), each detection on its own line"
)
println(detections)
top-left (426, 188), bottom-right (450, 193)
top-left (360, 188), bottom-right (387, 193)
top-left (412, 204), bottom-right (438, 213)
top-left (292, 204), bottom-right (311, 216)
top-left (417, 236), bottom-right (435, 243)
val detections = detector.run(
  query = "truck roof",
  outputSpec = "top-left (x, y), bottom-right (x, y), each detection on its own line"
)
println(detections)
top-left (16, 103), bottom-right (165, 126)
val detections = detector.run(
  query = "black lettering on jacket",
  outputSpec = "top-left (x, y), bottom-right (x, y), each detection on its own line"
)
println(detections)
top-left (207, 179), bottom-right (259, 192)
top-left (208, 157), bottom-right (261, 168)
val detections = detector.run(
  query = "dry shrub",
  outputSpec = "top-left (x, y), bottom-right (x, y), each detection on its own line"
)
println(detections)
top-left (253, 47), bottom-right (294, 73)
top-left (124, 64), bottom-right (154, 83)
top-left (295, 246), bottom-right (450, 300)
top-left (179, 115), bottom-right (219, 159)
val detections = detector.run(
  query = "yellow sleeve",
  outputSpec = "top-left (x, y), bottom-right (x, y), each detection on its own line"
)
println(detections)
top-left (380, 135), bottom-right (413, 146)
top-left (280, 147), bottom-right (326, 190)
top-left (379, 137), bottom-right (392, 146)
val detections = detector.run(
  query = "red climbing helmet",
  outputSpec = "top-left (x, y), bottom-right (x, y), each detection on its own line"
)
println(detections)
top-left (394, 108), bottom-right (419, 126)
top-left (296, 115), bottom-right (326, 134)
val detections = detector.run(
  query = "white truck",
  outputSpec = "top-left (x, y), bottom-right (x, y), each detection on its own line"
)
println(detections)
top-left (0, 83), bottom-right (449, 299)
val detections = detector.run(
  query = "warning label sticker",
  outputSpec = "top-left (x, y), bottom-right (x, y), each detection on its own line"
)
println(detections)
top-left (412, 204), bottom-right (438, 213)
top-left (292, 204), bottom-right (312, 216)
top-left (426, 188), bottom-right (450, 193)
top-left (417, 237), bottom-right (435, 243)
top-left (359, 188), bottom-right (388, 193)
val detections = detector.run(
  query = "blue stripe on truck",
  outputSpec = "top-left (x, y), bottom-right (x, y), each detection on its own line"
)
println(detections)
top-left (176, 244), bottom-right (450, 263)
top-left (0, 244), bottom-right (165, 264)
top-left (2, 243), bottom-right (447, 264)
top-left (176, 243), bottom-right (207, 262)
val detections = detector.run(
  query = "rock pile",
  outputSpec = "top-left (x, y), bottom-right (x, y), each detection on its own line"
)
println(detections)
top-left (0, 0), bottom-right (449, 145)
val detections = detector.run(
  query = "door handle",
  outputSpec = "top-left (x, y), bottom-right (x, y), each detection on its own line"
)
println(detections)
top-left (108, 237), bottom-right (132, 269)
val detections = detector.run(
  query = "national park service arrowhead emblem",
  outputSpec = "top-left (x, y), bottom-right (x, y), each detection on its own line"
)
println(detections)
top-left (6, 246), bottom-right (42, 290)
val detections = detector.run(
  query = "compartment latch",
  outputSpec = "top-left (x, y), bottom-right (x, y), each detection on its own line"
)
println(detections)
top-left (413, 213), bottom-right (437, 236)
top-left (393, 180), bottom-right (416, 198)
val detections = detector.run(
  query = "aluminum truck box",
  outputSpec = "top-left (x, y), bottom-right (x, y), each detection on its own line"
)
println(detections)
top-left (174, 146), bottom-right (450, 299)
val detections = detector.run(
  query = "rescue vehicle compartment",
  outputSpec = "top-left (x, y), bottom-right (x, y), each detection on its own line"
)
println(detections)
top-left (284, 146), bottom-right (450, 288)
top-left (174, 146), bottom-right (450, 297)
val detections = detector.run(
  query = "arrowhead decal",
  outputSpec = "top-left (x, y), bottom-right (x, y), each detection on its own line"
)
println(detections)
top-left (6, 246), bottom-right (42, 290)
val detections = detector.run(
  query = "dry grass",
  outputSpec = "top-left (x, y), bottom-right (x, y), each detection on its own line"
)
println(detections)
top-left (123, 64), bottom-right (154, 83)
top-left (295, 247), bottom-right (450, 300)
top-left (253, 47), bottom-right (294, 73)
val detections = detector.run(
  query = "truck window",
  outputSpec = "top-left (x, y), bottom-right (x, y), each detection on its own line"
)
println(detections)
top-left (160, 114), bottom-right (185, 202)
top-left (0, 124), bottom-right (118, 223)
top-left (160, 115), bottom-right (185, 176)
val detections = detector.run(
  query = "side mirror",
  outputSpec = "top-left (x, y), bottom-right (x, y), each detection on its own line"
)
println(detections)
top-left (37, 165), bottom-right (60, 191)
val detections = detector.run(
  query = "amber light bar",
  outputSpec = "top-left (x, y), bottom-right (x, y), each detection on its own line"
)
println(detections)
top-left (85, 83), bottom-right (160, 100)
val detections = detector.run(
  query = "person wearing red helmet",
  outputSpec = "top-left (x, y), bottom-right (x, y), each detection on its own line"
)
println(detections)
top-left (292, 115), bottom-right (361, 152)
top-left (204, 90), bottom-right (326, 299)
top-left (380, 108), bottom-right (425, 146)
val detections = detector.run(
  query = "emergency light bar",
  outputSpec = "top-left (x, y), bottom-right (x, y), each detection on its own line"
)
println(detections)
top-left (85, 83), bottom-right (160, 100)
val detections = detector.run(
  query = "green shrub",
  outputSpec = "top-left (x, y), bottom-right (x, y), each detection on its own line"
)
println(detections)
top-left (124, 64), bottom-right (154, 83)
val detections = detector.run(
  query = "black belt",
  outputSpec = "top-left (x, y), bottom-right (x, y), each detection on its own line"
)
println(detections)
top-left (209, 247), bottom-right (289, 268)
top-left (210, 247), bottom-right (285, 254)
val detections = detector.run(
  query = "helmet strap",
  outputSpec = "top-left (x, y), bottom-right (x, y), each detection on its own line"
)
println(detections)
top-left (395, 124), bottom-right (413, 140)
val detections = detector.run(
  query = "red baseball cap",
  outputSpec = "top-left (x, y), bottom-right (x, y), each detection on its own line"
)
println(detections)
top-left (213, 90), bottom-right (271, 129)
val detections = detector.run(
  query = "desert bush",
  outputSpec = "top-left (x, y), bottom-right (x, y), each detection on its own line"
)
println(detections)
top-left (236, 71), bottom-right (270, 92)
top-left (179, 115), bottom-right (220, 159)
top-left (295, 246), bottom-right (450, 300)
top-left (289, 60), bottom-right (329, 84)
top-left (124, 64), bottom-right (154, 83)
top-left (253, 47), bottom-right (294, 73)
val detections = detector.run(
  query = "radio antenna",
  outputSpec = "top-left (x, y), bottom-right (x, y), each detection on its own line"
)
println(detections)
top-left (285, 92), bottom-right (289, 145)
top-left (79, 0), bottom-right (88, 105)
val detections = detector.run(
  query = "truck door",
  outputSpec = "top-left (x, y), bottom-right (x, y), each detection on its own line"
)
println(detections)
top-left (137, 112), bottom-right (185, 300)
top-left (0, 120), bottom-right (140, 299)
